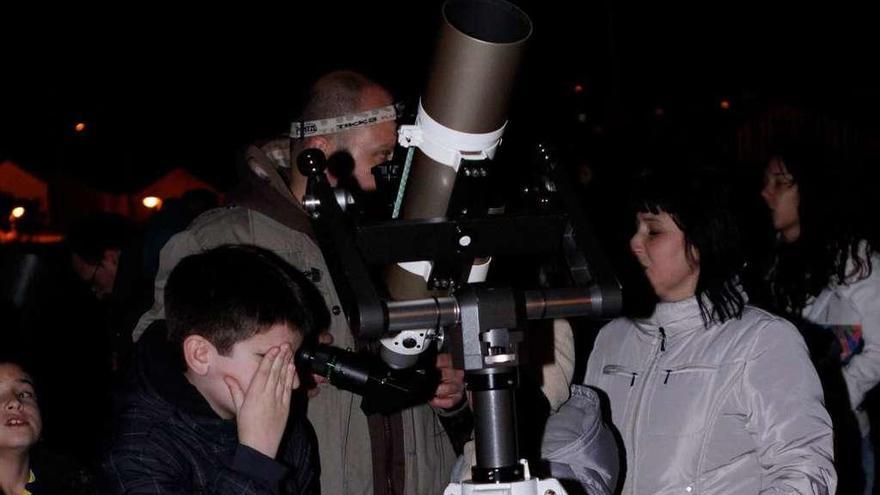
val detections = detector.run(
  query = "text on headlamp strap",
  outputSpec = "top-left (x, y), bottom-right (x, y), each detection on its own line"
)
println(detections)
top-left (289, 104), bottom-right (400, 139)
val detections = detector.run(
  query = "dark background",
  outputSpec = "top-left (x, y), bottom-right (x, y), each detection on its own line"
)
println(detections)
top-left (2, 1), bottom-right (877, 193)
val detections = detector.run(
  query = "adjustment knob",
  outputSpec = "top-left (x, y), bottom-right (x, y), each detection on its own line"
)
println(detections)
top-left (297, 148), bottom-right (327, 176)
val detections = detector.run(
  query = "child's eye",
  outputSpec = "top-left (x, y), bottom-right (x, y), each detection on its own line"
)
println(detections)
top-left (17, 391), bottom-right (34, 400)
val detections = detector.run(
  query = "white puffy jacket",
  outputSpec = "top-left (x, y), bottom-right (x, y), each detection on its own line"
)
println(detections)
top-left (585, 296), bottom-right (836, 494)
top-left (803, 251), bottom-right (880, 436)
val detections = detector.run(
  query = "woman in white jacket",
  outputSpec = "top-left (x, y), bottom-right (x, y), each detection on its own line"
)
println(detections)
top-left (582, 165), bottom-right (836, 494)
top-left (757, 142), bottom-right (879, 494)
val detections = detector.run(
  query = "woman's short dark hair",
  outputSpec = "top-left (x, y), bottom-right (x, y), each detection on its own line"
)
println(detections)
top-left (630, 164), bottom-right (746, 326)
top-left (164, 245), bottom-right (330, 354)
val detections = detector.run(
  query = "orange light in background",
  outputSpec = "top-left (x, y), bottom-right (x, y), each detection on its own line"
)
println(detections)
top-left (142, 196), bottom-right (162, 209)
top-left (720, 99), bottom-right (731, 110)
top-left (11, 206), bottom-right (25, 219)
top-left (74, 122), bottom-right (87, 133)
top-left (573, 83), bottom-right (585, 94)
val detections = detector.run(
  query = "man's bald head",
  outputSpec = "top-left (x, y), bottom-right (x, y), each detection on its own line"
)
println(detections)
top-left (300, 70), bottom-right (388, 122)
top-left (298, 70), bottom-right (396, 191)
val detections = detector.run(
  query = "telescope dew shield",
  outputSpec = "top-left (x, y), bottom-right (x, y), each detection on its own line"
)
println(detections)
top-left (389, 0), bottom-right (532, 300)
top-left (400, 0), bottom-right (531, 219)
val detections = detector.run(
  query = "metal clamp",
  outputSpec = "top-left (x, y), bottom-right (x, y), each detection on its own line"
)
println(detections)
top-left (398, 100), bottom-right (506, 172)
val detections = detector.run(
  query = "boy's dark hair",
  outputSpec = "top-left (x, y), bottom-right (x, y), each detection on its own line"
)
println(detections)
top-left (66, 212), bottom-right (133, 264)
top-left (630, 163), bottom-right (746, 326)
top-left (164, 245), bottom-right (330, 354)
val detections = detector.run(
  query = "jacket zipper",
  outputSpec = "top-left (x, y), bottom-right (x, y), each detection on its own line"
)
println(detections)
top-left (603, 365), bottom-right (640, 386)
top-left (661, 364), bottom-right (718, 385)
top-left (625, 328), bottom-right (665, 494)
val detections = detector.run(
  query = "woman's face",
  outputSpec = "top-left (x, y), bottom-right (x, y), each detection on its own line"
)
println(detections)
top-left (0, 363), bottom-right (42, 451)
top-left (761, 158), bottom-right (801, 242)
top-left (630, 211), bottom-right (700, 302)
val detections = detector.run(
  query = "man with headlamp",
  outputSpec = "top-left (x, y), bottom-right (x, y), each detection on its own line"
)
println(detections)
top-left (133, 70), bottom-right (464, 495)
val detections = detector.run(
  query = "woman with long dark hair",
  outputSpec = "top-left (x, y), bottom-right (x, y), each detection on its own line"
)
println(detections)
top-left (757, 143), bottom-right (880, 494)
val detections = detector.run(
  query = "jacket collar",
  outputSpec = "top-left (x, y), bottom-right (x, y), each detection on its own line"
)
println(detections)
top-left (136, 322), bottom-right (231, 425)
top-left (634, 296), bottom-right (707, 338)
top-left (226, 138), bottom-right (315, 239)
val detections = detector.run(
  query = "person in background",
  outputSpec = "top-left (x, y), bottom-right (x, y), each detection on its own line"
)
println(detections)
top-left (0, 351), bottom-right (96, 494)
top-left (753, 142), bottom-right (880, 494)
top-left (67, 213), bottom-right (153, 372)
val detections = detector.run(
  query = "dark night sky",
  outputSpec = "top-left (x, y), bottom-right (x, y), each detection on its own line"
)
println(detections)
top-left (1, 1), bottom-right (877, 193)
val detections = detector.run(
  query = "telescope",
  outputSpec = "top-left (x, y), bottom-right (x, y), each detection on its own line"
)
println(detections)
top-left (294, 1), bottom-right (622, 493)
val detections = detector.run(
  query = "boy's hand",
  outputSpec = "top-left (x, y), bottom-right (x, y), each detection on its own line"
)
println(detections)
top-left (225, 345), bottom-right (298, 459)
top-left (430, 352), bottom-right (465, 410)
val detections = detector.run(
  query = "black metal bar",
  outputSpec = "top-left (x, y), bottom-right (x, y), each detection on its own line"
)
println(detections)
top-left (355, 213), bottom-right (566, 265)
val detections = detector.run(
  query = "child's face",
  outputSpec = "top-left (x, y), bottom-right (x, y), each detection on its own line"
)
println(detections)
top-left (208, 324), bottom-right (303, 419)
top-left (0, 363), bottom-right (42, 451)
